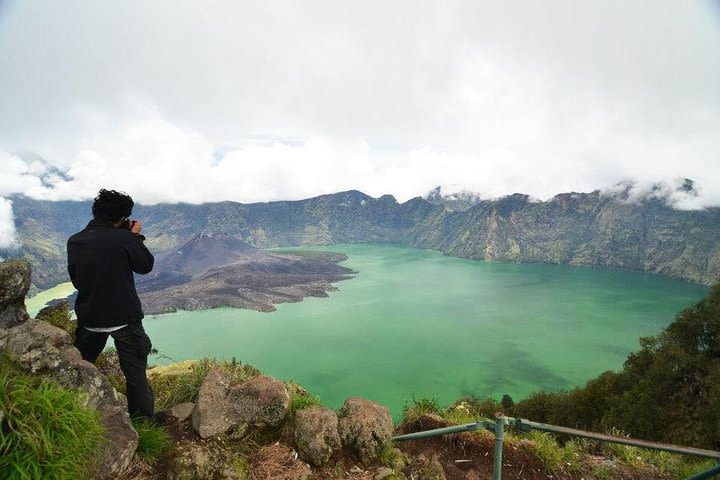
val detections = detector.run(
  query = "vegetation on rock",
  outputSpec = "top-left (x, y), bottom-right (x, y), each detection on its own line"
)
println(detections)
top-left (0, 356), bottom-right (106, 480)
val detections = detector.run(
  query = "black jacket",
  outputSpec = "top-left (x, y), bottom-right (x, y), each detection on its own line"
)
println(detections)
top-left (67, 219), bottom-right (154, 328)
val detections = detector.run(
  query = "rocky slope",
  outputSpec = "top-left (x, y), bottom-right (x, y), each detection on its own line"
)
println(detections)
top-left (136, 233), bottom-right (356, 313)
top-left (407, 191), bottom-right (720, 285)
top-left (5, 186), bottom-right (720, 292)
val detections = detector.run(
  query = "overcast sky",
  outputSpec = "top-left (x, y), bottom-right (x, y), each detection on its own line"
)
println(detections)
top-left (1, 1), bottom-right (719, 225)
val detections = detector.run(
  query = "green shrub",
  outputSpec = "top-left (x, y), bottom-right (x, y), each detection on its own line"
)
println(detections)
top-left (132, 418), bottom-right (171, 464)
top-left (450, 395), bottom-right (501, 417)
top-left (0, 358), bottom-right (106, 480)
top-left (402, 395), bottom-right (442, 422)
top-left (35, 300), bottom-right (76, 335)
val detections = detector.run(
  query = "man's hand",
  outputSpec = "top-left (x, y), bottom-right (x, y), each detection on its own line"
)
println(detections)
top-left (130, 219), bottom-right (142, 235)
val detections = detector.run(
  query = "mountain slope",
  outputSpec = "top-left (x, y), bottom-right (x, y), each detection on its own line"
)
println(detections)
top-left (5, 188), bottom-right (720, 291)
top-left (134, 233), bottom-right (356, 313)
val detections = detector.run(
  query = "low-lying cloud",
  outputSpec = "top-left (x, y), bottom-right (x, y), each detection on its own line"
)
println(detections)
top-left (0, 198), bottom-right (18, 252)
top-left (2, 97), bottom-right (719, 210)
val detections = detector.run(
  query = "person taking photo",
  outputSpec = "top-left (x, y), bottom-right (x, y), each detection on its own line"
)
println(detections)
top-left (67, 188), bottom-right (162, 424)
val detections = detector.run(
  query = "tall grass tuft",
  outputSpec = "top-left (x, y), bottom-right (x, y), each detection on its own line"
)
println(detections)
top-left (402, 395), bottom-right (442, 422)
top-left (132, 418), bottom-right (171, 464)
top-left (0, 358), bottom-right (106, 480)
top-left (524, 430), bottom-right (582, 474)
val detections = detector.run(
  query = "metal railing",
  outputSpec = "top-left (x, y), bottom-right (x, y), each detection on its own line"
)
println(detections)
top-left (392, 415), bottom-right (720, 480)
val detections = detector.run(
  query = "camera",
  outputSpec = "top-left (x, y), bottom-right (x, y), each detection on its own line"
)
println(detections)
top-left (120, 218), bottom-right (137, 231)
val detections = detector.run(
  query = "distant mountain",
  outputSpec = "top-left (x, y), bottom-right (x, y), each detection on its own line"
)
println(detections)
top-left (5, 187), bottom-right (720, 291)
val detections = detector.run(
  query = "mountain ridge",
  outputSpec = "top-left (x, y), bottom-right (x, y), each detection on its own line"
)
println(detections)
top-left (4, 187), bottom-right (720, 291)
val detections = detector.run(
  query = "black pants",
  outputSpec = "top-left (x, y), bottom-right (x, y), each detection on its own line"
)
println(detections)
top-left (73, 323), bottom-right (155, 419)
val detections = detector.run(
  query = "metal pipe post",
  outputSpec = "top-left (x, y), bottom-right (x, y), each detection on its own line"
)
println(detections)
top-left (493, 416), bottom-right (505, 480)
top-left (685, 463), bottom-right (720, 480)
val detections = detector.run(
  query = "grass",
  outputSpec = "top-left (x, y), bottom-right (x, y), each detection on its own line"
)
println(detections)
top-left (289, 391), bottom-right (323, 415)
top-left (149, 357), bottom-right (259, 411)
top-left (132, 418), bottom-right (171, 464)
top-left (402, 395), bottom-right (442, 422)
top-left (523, 430), bottom-right (582, 474)
top-left (0, 357), bottom-right (106, 480)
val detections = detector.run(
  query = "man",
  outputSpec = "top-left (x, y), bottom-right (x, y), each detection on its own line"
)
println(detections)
top-left (67, 189), bottom-right (161, 422)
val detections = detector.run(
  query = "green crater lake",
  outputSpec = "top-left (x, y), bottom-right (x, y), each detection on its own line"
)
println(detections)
top-left (139, 245), bottom-right (706, 417)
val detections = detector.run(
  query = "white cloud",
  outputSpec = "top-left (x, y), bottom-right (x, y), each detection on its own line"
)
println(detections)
top-left (0, 1), bottom-right (718, 207)
top-left (0, 198), bottom-right (18, 250)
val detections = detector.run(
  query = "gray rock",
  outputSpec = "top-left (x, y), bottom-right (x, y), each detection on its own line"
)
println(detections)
top-left (191, 371), bottom-right (290, 439)
top-left (166, 442), bottom-right (249, 480)
top-left (293, 406), bottom-right (341, 466)
top-left (94, 405), bottom-right (139, 480)
top-left (0, 319), bottom-right (138, 479)
top-left (228, 374), bottom-right (290, 427)
top-left (170, 402), bottom-right (195, 422)
top-left (375, 466), bottom-right (407, 480)
top-left (410, 454), bottom-right (446, 480)
top-left (338, 397), bottom-right (394, 465)
top-left (0, 260), bottom-right (31, 329)
top-left (191, 368), bottom-right (233, 438)
top-left (382, 446), bottom-right (408, 471)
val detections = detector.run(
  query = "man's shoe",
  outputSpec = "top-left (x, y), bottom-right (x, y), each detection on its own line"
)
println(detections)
top-left (131, 411), bottom-right (167, 426)
top-left (150, 411), bottom-right (167, 426)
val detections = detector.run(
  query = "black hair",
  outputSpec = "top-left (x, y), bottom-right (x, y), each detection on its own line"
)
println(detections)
top-left (92, 189), bottom-right (134, 222)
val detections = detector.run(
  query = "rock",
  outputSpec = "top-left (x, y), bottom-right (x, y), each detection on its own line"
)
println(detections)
top-left (338, 397), bottom-right (394, 464)
top-left (191, 368), bottom-right (233, 438)
top-left (382, 446), bottom-right (408, 471)
top-left (293, 406), bottom-right (341, 466)
top-left (192, 370), bottom-right (290, 439)
top-left (228, 374), bottom-right (290, 427)
top-left (170, 402), bottom-right (195, 422)
top-left (167, 441), bottom-right (249, 480)
top-left (0, 319), bottom-right (138, 479)
top-left (0, 260), bottom-right (31, 329)
top-left (94, 405), bottom-right (139, 480)
top-left (375, 466), bottom-right (407, 480)
top-left (410, 454), bottom-right (446, 480)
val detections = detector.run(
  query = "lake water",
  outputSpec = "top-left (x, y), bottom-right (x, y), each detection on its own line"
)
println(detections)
top-left (135, 244), bottom-right (708, 418)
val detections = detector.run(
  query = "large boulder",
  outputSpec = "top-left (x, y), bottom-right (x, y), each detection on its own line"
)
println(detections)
top-left (228, 374), bottom-right (290, 427)
top-left (0, 260), bottom-right (31, 328)
top-left (191, 368), bottom-right (234, 438)
top-left (0, 319), bottom-right (138, 479)
top-left (338, 397), bottom-right (394, 464)
top-left (293, 406), bottom-right (341, 466)
top-left (191, 370), bottom-right (290, 439)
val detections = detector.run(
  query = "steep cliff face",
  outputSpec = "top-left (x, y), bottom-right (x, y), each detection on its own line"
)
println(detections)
top-left (407, 191), bottom-right (720, 284)
top-left (6, 189), bottom-right (720, 290)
